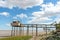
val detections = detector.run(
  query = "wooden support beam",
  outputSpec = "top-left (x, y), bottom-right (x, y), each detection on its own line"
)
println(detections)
top-left (14, 27), bottom-right (15, 36)
top-left (32, 25), bottom-right (33, 36)
top-left (23, 27), bottom-right (24, 36)
top-left (19, 27), bottom-right (21, 36)
top-left (16, 27), bottom-right (18, 36)
top-left (45, 25), bottom-right (47, 38)
top-left (11, 26), bottom-right (13, 36)
top-left (27, 25), bottom-right (29, 36)
top-left (36, 24), bottom-right (38, 36)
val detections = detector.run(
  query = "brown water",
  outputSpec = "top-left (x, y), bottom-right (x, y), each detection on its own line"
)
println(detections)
top-left (0, 30), bottom-right (50, 38)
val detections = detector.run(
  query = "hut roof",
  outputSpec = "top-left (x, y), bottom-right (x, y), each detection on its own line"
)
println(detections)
top-left (11, 20), bottom-right (21, 27)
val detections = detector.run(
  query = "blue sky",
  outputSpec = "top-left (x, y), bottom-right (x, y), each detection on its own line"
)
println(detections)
top-left (0, 0), bottom-right (60, 30)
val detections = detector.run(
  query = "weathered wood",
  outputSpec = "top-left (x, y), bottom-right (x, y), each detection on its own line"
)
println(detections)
top-left (36, 24), bottom-right (38, 36)
top-left (32, 25), bottom-right (33, 36)
top-left (11, 20), bottom-right (55, 37)
top-left (11, 26), bottom-right (13, 36)
top-left (27, 25), bottom-right (29, 36)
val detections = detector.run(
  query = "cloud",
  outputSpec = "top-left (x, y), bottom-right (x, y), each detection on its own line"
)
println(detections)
top-left (0, 12), bottom-right (10, 16)
top-left (1, 0), bottom-right (60, 24)
top-left (17, 13), bottom-right (27, 18)
top-left (6, 23), bottom-right (11, 27)
top-left (0, 0), bottom-right (7, 7)
top-left (53, 16), bottom-right (60, 23)
top-left (28, 1), bottom-right (60, 24)
top-left (32, 11), bottom-right (44, 17)
top-left (13, 13), bottom-right (28, 19)
top-left (28, 11), bottom-right (52, 24)
top-left (13, 17), bottom-right (18, 19)
top-left (41, 2), bottom-right (60, 17)
top-left (0, 0), bottom-right (43, 9)
top-left (28, 17), bottom-right (52, 24)
top-left (42, 1), bottom-right (60, 19)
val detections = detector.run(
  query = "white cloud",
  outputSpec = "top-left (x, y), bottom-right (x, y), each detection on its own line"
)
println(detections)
top-left (6, 23), bottom-right (11, 27)
top-left (17, 13), bottom-right (27, 18)
top-left (13, 17), bottom-right (18, 19)
top-left (32, 11), bottom-right (44, 17)
top-left (0, 0), bottom-right (43, 9)
top-left (28, 11), bottom-right (52, 24)
top-left (42, 2), bottom-right (60, 13)
top-left (0, 12), bottom-right (10, 16)
top-left (1, 0), bottom-right (60, 24)
top-left (13, 13), bottom-right (28, 19)
top-left (53, 16), bottom-right (60, 23)
top-left (28, 17), bottom-right (52, 24)
top-left (0, 0), bottom-right (7, 7)
top-left (42, 2), bottom-right (60, 23)
top-left (42, 1), bottom-right (60, 19)
top-left (28, 1), bottom-right (60, 24)
top-left (41, 2), bottom-right (60, 17)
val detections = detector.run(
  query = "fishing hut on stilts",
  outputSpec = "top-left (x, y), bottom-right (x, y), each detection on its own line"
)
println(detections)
top-left (11, 20), bottom-right (56, 37)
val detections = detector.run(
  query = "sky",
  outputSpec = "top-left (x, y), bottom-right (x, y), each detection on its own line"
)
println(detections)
top-left (0, 0), bottom-right (60, 30)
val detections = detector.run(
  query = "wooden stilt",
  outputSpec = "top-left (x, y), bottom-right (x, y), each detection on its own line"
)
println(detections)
top-left (16, 27), bottom-right (18, 36)
top-left (19, 27), bottom-right (21, 36)
top-left (27, 25), bottom-right (29, 36)
top-left (36, 24), bottom-right (38, 36)
top-left (11, 26), bottom-right (13, 36)
top-left (46, 25), bottom-right (47, 38)
top-left (14, 27), bottom-right (15, 36)
top-left (32, 25), bottom-right (33, 36)
top-left (23, 27), bottom-right (24, 36)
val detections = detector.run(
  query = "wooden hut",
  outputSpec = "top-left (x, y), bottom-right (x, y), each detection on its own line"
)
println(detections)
top-left (11, 20), bottom-right (24, 27)
top-left (11, 20), bottom-right (25, 36)
top-left (11, 20), bottom-right (20, 27)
